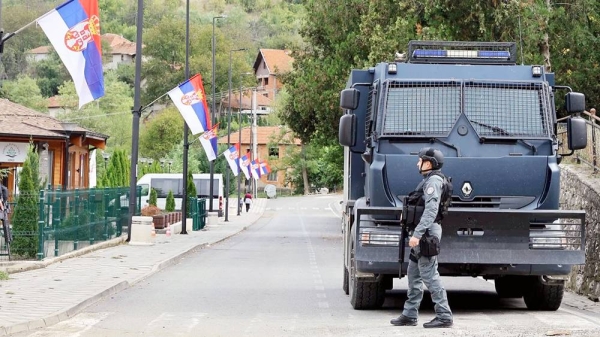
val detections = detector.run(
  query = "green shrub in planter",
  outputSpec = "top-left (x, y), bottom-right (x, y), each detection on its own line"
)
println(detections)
top-left (149, 188), bottom-right (158, 207)
top-left (166, 190), bottom-right (175, 212)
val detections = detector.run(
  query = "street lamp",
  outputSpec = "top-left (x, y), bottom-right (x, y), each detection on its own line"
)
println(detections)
top-left (60, 121), bottom-right (77, 189)
top-left (226, 48), bottom-right (247, 222)
top-left (168, 159), bottom-right (173, 173)
top-left (238, 71), bottom-right (254, 216)
top-left (210, 15), bottom-right (226, 213)
top-left (102, 151), bottom-right (110, 170)
top-left (160, 158), bottom-right (165, 172)
top-left (148, 158), bottom-right (154, 166)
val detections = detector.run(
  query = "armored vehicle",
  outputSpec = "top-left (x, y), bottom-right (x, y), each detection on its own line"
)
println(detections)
top-left (339, 41), bottom-right (588, 310)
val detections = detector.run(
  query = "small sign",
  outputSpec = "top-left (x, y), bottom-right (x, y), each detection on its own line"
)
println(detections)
top-left (0, 142), bottom-right (29, 163)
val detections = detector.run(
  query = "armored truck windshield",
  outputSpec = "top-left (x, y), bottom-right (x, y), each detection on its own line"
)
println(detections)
top-left (381, 81), bottom-right (553, 139)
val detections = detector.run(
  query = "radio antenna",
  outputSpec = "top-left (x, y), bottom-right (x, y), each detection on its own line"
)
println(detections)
top-left (518, 14), bottom-right (524, 65)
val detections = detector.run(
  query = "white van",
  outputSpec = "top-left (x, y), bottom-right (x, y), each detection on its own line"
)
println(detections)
top-left (137, 173), bottom-right (224, 213)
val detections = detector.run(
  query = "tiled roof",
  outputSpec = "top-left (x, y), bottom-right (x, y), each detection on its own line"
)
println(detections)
top-left (0, 99), bottom-right (107, 140)
top-left (217, 125), bottom-right (301, 146)
top-left (47, 96), bottom-right (64, 108)
top-left (28, 34), bottom-right (137, 56)
top-left (220, 89), bottom-right (273, 109)
top-left (253, 49), bottom-right (294, 75)
top-left (27, 46), bottom-right (52, 54)
top-left (103, 33), bottom-right (137, 55)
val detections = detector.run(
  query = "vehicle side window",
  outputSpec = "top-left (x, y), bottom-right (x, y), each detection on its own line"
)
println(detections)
top-left (140, 184), bottom-right (150, 196)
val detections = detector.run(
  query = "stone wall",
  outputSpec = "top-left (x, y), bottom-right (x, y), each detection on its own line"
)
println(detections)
top-left (561, 164), bottom-right (600, 299)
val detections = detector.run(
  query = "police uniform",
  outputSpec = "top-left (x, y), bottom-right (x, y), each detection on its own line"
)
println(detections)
top-left (402, 170), bottom-right (453, 322)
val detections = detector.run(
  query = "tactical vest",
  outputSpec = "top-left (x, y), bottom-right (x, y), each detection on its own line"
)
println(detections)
top-left (403, 171), bottom-right (452, 228)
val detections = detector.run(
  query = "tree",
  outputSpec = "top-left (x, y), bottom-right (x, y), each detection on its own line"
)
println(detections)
top-left (100, 150), bottom-right (130, 187)
top-left (186, 171), bottom-right (197, 218)
top-left (140, 107), bottom-right (185, 160)
top-left (1, 76), bottom-right (47, 111)
top-left (32, 51), bottom-right (70, 97)
top-left (149, 188), bottom-right (158, 207)
top-left (59, 72), bottom-right (133, 150)
top-left (11, 146), bottom-right (40, 258)
top-left (166, 190), bottom-right (176, 212)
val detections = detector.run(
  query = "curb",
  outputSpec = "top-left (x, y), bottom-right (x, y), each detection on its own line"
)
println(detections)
top-left (0, 209), bottom-right (264, 336)
top-left (1, 236), bottom-right (127, 274)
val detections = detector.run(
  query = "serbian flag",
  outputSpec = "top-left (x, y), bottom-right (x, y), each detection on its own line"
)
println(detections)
top-left (260, 160), bottom-right (271, 175)
top-left (239, 152), bottom-right (251, 180)
top-left (250, 160), bottom-right (261, 180)
top-left (223, 144), bottom-right (240, 177)
top-left (168, 74), bottom-right (211, 135)
top-left (38, 0), bottom-right (105, 108)
top-left (199, 125), bottom-right (218, 161)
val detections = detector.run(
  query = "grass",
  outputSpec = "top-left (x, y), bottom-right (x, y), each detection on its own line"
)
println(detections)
top-left (0, 270), bottom-right (8, 281)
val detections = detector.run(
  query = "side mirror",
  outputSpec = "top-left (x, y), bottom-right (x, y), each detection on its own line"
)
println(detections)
top-left (339, 114), bottom-right (356, 147)
top-left (340, 88), bottom-right (360, 110)
top-left (567, 116), bottom-right (587, 150)
top-left (565, 92), bottom-right (585, 113)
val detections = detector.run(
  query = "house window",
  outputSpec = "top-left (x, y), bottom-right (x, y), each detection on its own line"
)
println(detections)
top-left (263, 93), bottom-right (269, 98)
top-left (267, 171), bottom-right (277, 182)
top-left (263, 62), bottom-right (266, 69)
top-left (264, 78), bottom-right (269, 86)
top-left (269, 147), bottom-right (279, 158)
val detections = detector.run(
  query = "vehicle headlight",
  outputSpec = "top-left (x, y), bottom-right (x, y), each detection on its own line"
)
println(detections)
top-left (360, 231), bottom-right (400, 246)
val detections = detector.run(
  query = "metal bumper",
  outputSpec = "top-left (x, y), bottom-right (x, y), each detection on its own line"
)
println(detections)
top-left (354, 207), bottom-right (585, 276)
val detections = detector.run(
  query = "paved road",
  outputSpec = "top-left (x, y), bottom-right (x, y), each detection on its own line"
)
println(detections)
top-left (14, 195), bottom-right (600, 336)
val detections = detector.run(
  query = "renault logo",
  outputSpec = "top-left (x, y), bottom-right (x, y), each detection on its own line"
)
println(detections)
top-left (462, 182), bottom-right (473, 197)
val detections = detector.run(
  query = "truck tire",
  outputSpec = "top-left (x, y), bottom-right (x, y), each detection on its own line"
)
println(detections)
top-left (494, 276), bottom-right (524, 298)
top-left (523, 277), bottom-right (564, 311)
top-left (343, 266), bottom-right (349, 295)
top-left (349, 241), bottom-right (385, 309)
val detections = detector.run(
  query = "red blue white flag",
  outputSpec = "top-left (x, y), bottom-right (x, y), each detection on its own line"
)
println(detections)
top-left (239, 152), bottom-right (251, 180)
top-left (38, 0), bottom-right (105, 108)
top-left (199, 125), bottom-right (218, 161)
top-left (250, 160), bottom-right (261, 180)
top-left (168, 74), bottom-right (212, 135)
top-left (259, 160), bottom-right (271, 176)
top-left (223, 144), bottom-right (240, 177)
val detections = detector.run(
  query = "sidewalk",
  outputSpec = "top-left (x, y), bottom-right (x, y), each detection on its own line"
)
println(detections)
top-left (0, 198), bottom-right (268, 336)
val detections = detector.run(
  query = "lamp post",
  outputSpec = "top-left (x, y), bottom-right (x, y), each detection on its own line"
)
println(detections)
top-left (225, 48), bottom-right (247, 222)
top-left (60, 122), bottom-right (77, 190)
top-left (210, 15), bottom-right (226, 213)
top-left (102, 152), bottom-right (110, 170)
top-left (168, 160), bottom-right (173, 173)
top-left (160, 158), bottom-right (165, 172)
top-left (238, 72), bottom-right (253, 216)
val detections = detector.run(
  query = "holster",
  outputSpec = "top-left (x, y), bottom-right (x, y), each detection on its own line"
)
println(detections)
top-left (419, 230), bottom-right (440, 257)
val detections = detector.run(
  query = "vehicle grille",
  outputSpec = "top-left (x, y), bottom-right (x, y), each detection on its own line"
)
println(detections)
top-left (451, 196), bottom-right (501, 208)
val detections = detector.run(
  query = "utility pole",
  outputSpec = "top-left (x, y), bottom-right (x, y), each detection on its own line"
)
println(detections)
top-left (181, 0), bottom-right (191, 234)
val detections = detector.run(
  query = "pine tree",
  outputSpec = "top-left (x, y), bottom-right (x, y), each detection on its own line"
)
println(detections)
top-left (149, 188), bottom-right (158, 206)
top-left (11, 146), bottom-right (40, 258)
top-left (166, 190), bottom-right (175, 212)
top-left (186, 171), bottom-right (197, 218)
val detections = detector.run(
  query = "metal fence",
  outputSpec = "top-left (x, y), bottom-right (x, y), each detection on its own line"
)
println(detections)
top-left (1, 187), bottom-right (141, 261)
top-left (189, 197), bottom-right (207, 231)
top-left (558, 110), bottom-right (600, 172)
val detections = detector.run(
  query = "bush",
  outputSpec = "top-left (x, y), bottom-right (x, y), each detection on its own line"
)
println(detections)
top-left (149, 188), bottom-right (158, 207)
top-left (186, 171), bottom-right (197, 218)
top-left (11, 146), bottom-right (40, 259)
top-left (166, 190), bottom-right (175, 212)
top-left (141, 205), bottom-right (162, 216)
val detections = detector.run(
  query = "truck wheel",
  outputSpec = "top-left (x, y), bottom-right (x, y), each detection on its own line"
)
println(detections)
top-left (523, 277), bottom-right (564, 311)
top-left (349, 241), bottom-right (385, 309)
top-left (343, 266), bottom-right (349, 295)
top-left (494, 276), bottom-right (524, 298)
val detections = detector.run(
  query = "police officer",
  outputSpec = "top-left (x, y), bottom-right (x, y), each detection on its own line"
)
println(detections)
top-left (391, 147), bottom-right (453, 328)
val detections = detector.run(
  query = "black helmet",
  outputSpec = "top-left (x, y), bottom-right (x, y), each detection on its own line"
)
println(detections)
top-left (418, 147), bottom-right (444, 169)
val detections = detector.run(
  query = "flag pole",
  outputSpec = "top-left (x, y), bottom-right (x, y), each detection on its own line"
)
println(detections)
top-left (128, 0), bottom-right (144, 241)
top-left (181, 0), bottom-right (191, 234)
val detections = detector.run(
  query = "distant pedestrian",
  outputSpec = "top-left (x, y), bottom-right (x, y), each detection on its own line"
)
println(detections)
top-left (244, 192), bottom-right (253, 212)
